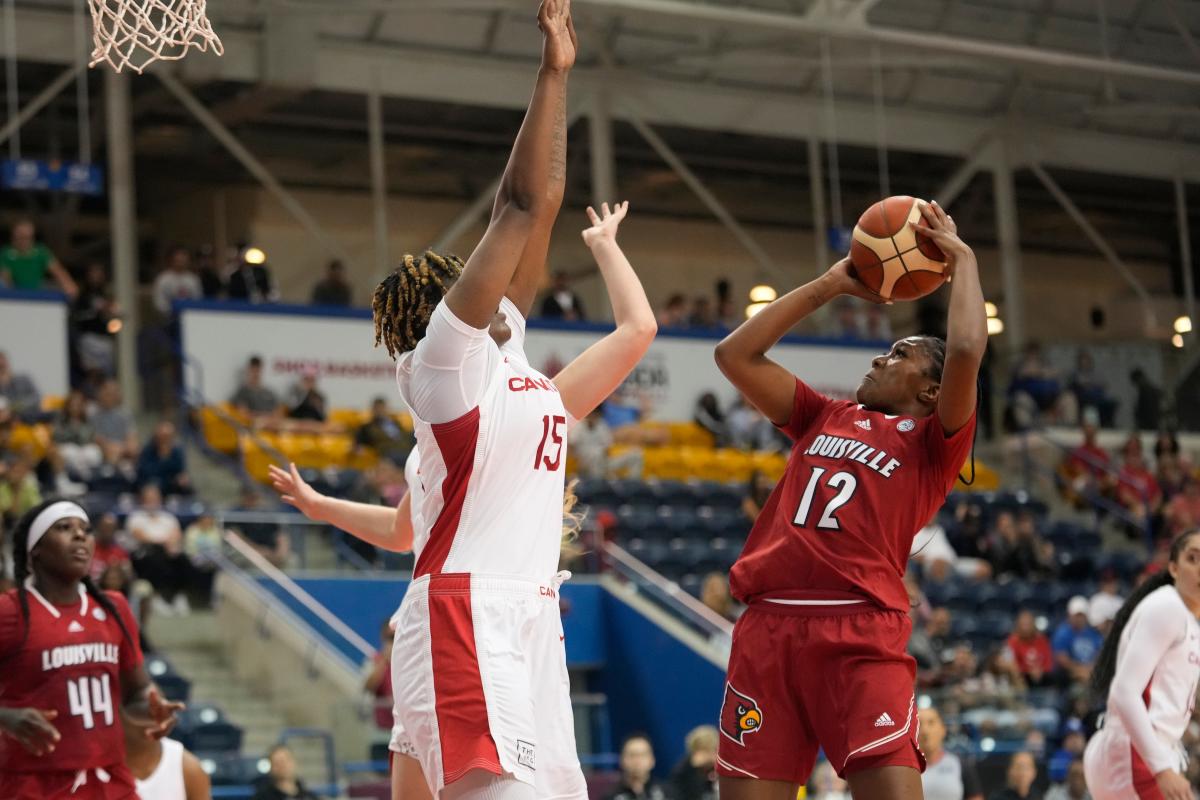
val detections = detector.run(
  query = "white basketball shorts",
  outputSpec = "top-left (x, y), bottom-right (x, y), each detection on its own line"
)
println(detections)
top-left (389, 572), bottom-right (586, 799)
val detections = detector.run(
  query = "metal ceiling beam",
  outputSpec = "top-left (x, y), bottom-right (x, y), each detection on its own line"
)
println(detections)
top-left (0, 64), bottom-right (83, 151)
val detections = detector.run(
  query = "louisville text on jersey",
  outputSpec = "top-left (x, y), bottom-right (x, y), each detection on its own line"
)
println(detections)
top-left (41, 642), bottom-right (121, 671)
top-left (802, 434), bottom-right (901, 478)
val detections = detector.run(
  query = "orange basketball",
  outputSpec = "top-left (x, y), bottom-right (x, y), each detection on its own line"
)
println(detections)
top-left (849, 195), bottom-right (948, 301)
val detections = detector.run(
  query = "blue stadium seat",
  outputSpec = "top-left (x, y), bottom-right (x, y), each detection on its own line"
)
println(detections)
top-left (610, 479), bottom-right (659, 507)
top-left (199, 753), bottom-right (270, 786)
top-left (657, 507), bottom-right (700, 538)
top-left (145, 654), bottom-right (178, 679)
top-left (615, 505), bottom-right (662, 540)
top-left (977, 611), bottom-right (1014, 640)
top-left (950, 614), bottom-right (980, 639)
top-left (688, 480), bottom-right (743, 510)
top-left (707, 538), bottom-right (741, 570)
top-left (183, 721), bottom-right (243, 754)
top-left (155, 673), bottom-right (192, 704)
top-left (575, 478), bottom-right (618, 509)
top-left (658, 481), bottom-right (694, 508)
top-left (679, 573), bottom-right (704, 598)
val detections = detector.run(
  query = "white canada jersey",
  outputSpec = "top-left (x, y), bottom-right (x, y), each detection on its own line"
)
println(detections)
top-left (1103, 584), bottom-right (1200, 774)
top-left (396, 297), bottom-right (568, 580)
top-left (135, 737), bottom-right (186, 800)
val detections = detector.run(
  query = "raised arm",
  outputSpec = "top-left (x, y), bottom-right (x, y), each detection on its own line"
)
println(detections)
top-left (714, 258), bottom-right (883, 425)
top-left (554, 202), bottom-right (657, 419)
top-left (268, 463), bottom-right (412, 553)
top-left (47, 253), bottom-right (78, 300)
top-left (914, 201), bottom-right (986, 435)
top-left (444, 0), bottom-right (576, 328)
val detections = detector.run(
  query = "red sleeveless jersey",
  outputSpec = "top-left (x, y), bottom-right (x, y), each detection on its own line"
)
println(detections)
top-left (0, 586), bottom-right (142, 773)
top-left (729, 379), bottom-right (975, 613)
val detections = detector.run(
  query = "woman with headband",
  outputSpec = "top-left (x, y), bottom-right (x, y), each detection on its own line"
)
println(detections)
top-left (0, 499), bottom-right (184, 800)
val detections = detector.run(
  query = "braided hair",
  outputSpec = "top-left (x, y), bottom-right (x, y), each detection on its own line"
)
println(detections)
top-left (2, 498), bottom-right (134, 665)
top-left (916, 336), bottom-right (948, 382)
top-left (1090, 529), bottom-right (1200, 704)
top-left (372, 251), bottom-right (465, 359)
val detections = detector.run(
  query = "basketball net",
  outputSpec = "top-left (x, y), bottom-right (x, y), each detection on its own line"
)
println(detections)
top-left (88, 0), bottom-right (223, 74)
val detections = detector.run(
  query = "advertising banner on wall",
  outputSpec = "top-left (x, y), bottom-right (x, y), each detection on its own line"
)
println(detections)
top-left (0, 291), bottom-right (70, 399)
top-left (178, 302), bottom-right (884, 418)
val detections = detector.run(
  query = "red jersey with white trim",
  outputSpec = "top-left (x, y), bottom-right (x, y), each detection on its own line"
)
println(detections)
top-left (396, 297), bottom-right (569, 580)
top-left (0, 586), bottom-right (143, 772)
top-left (729, 379), bottom-right (975, 613)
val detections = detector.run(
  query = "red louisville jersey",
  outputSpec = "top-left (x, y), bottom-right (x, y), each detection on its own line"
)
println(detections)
top-left (0, 586), bottom-right (142, 773)
top-left (730, 379), bottom-right (975, 613)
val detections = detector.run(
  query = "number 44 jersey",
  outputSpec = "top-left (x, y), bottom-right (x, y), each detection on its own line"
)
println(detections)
top-left (0, 586), bottom-right (143, 773)
top-left (729, 379), bottom-right (976, 614)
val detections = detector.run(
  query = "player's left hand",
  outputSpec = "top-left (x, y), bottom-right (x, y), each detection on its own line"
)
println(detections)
top-left (911, 201), bottom-right (972, 270)
top-left (141, 687), bottom-right (185, 740)
top-left (581, 201), bottom-right (629, 248)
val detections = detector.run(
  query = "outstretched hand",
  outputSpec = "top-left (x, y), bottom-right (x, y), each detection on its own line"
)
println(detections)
top-left (269, 462), bottom-right (325, 521)
top-left (132, 687), bottom-right (185, 741)
top-left (581, 201), bottom-right (629, 248)
top-left (0, 708), bottom-right (60, 756)
top-left (538, 0), bottom-right (577, 74)
top-left (825, 256), bottom-right (890, 305)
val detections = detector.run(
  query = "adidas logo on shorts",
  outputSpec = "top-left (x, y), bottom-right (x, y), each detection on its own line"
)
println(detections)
top-left (874, 712), bottom-right (895, 728)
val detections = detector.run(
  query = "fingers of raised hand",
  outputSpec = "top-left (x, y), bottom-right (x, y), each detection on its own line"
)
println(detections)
top-left (601, 202), bottom-right (612, 219)
top-left (586, 206), bottom-right (601, 226)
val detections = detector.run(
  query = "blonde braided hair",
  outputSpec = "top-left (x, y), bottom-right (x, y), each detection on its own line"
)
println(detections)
top-left (372, 251), bottom-right (466, 358)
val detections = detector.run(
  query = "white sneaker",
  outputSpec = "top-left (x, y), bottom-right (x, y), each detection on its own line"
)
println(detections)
top-left (172, 595), bottom-right (191, 616)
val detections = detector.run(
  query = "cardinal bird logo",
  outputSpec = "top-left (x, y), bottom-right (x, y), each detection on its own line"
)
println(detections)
top-left (719, 683), bottom-right (763, 746)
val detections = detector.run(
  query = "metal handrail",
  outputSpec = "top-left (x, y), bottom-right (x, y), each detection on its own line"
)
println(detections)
top-left (605, 541), bottom-right (734, 638)
top-left (222, 530), bottom-right (376, 660)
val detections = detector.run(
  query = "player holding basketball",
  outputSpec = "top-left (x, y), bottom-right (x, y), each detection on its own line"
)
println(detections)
top-left (712, 200), bottom-right (985, 800)
top-left (0, 499), bottom-right (184, 800)
top-left (1083, 529), bottom-right (1200, 800)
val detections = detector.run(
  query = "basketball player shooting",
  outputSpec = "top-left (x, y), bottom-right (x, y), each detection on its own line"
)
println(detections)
top-left (711, 200), bottom-right (986, 800)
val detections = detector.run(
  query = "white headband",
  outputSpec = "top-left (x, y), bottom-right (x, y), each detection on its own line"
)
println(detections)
top-left (28, 502), bottom-right (90, 554)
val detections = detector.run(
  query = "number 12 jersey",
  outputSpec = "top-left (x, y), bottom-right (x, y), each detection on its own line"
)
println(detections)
top-left (730, 379), bottom-right (975, 614)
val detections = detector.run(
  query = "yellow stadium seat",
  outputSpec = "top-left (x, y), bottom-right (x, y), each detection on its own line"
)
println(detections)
top-left (200, 406), bottom-right (239, 454)
top-left (329, 408), bottom-right (366, 429)
top-left (40, 395), bottom-right (65, 413)
top-left (397, 412), bottom-right (414, 433)
top-left (9, 424), bottom-right (50, 460)
top-left (240, 435), bottom-right (274, 484)
top-left (668, 422), bottom-right (714, 448)
top-left (347, 448), bottom-right (380, 471)
top-left (957, 458), bottom-right (1001, 492)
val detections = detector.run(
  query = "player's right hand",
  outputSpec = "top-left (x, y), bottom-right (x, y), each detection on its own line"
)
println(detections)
top-left (0, 708), bottom-right (60, 756)
top-left (268, 462), bottom-right (325, 521)
top-left (826, 256), bottom-right (890, 305)
top-left (581, 201), bottom-right (629, 248)
top-left (538, 0), bottom-right (577, 73)
top-left (1155, 769), bottom-right (1194, 800)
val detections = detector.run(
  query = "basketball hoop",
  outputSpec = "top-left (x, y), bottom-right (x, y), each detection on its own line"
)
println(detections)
top-left (87, 0), bottom-right (223, 74)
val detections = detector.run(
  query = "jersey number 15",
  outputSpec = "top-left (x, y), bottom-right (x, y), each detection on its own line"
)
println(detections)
top-left (793, 467), bottom-right (858, 530)
top-left (534, 415), bottom-right (567, 472)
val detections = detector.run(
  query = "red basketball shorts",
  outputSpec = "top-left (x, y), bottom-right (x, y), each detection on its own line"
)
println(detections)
top-left (715, 600), bottom-right (924, 784)
top-left (0, 764), bottom-right (138, 800)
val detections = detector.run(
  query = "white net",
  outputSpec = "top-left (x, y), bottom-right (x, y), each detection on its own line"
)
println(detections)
top-left (88, 0), bottom-right (223, 74)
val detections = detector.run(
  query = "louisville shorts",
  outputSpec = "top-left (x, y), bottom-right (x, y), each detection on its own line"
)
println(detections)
top-left (1083, 726), bottom-right (1169, 800)
top-left (715, 600), bottom-right (924, 784)
top-left (390, 572), bottom-right (587, 799)
top-left (0, 764), bottom-right (138, 800)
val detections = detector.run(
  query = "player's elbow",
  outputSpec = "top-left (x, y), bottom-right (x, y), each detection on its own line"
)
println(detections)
top-left (623, 316), bottom-right (657, 347)
top-left (714, 337), bottom-right (745, 375)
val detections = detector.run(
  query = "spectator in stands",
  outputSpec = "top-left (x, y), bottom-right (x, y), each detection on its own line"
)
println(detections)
top-left (310, 259), bottom-right (352, 307)
top-left (989, 751), bottom-right (1041, 800)
top-left (926, 606), bottom-right (955, 661)
top-left (193, 244), bottom-right (224, 298)
top-left (605, 733), bottom-right (668, 800)
top-left (230, 356), bottom-right (281, 422)
top-left (231, 487), bottom-right (289, 568)
top-left (828, 297), bottom-right (866, 340)
top-left (253, 744), bottom-right (318, 800)
top-left (1044, 759), bottom-right (1089, 800)
top-left (1155, 448), bottom-right (1188, 504)
top-left (93, 379), bottom-right (139, 468)
top-left (715, 279), bottom-right (738, 329)
top-left (727, 394), bottom-right (785, 453)
top-left (152, 245), bottom-right (203, 320)
top-left (668, 725), bottom-right (717, 800)
top-left (51, 389), bottom-right (103, 479)
top-left (688, 295), bottom-right (718, 329)
top-left (1060, 409), bottom-right (1112, 508)
top-left (700, 572), bottom-right (738, 622)
top-left (990, 511), bottom-right (1052, 580)
top-left (1115, 436), bottom-right (1162, 533)
top-left (910, 522), bottom-right (992, 582)
top-left (0, 455), bottom-right (42, 526)
top-left (742, 470), bottom-right (776, 521)
top-left (0, 350), bottom-right (41, 422)
top-left (1129, 368), bottom-right (1162, 431)
top-left (136, 421), bottom-right (192, 495)
top-left (1165, 476), bottom-right (1200, 538)
top-left (539, 270), bottom-right (586, 320)
top-left (1087, 570), bottom-right (1123, 636)
top-left (89, 512), bottom-right (132, 583)
top-left (1006, 609), bottom-right (1054, 687)
top-left (0, 218), bottom-right (76, 297)
top-left (1068, 349), bottom-right (1116, 428)
top-left (128, 483), bottom-right (191, 616)
top-left (693, 391), bottom-right (730, 447)
top-left (183, 512), bottom-right (223, 607)
top-left (286, 369), bottom-right (328, 426)
top-left (1007, 341), bottom-right (1063, 429)
top-left (363, 620), bottom-right (394, 730)
top-left (809, 760), bottom-right (850, 800)
top-left (72, 261), bottom-right (119, 378)
top-left (1051, 596), bottom-right (1103, 684)
top-left (977, 646), bottom-right (1027, 700)
top-left (918, 706), bottom-right (984, 800)
top-left (862, 302), bottom-right (893, 342)
top-left (226, 247), bottom-right (278, 304)
top-left (354, 397), bottom-right (411, 464)
top-left (601, 388), bottom-right (668, 448)
top-left (569, 409), bottom-right (642, 479)
top-left (1046, 722), bottom-right (1087, 787)
top-left (656, 294), bottom-right (687, 328)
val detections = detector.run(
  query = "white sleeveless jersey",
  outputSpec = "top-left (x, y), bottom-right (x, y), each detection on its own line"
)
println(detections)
top-left (1103, 584), bottom-right (1200, 773)
top-left (135, 737), bottom-right (186, 800)
top-left (396, 297), bottom-right (568, 580)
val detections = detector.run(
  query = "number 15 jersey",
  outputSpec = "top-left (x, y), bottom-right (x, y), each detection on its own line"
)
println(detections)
top-left (730, 379), bottom-right (975, 614)
top-left (396, 297), bottom-right (569, 581)
top-left (0, 585), bottom-right (142, 773)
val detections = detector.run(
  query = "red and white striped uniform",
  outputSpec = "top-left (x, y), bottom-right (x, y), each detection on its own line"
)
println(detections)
top-left (1084, 584), bottom-right (1200, 799)
top-left (389, 297), bottom-right (585, 798)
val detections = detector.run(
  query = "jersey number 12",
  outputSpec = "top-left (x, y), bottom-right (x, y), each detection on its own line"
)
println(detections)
top-left (793, 467), bottom-right (858, 530)
top-left (68, 674), bottom-right (114, 730)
